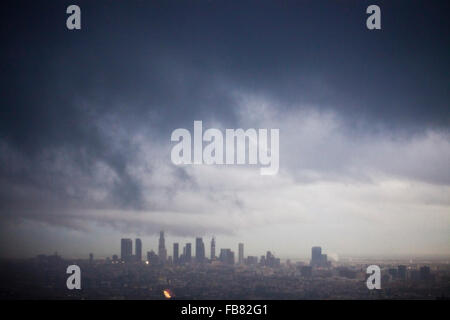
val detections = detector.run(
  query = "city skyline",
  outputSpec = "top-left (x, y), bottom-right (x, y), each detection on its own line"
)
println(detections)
top-left (2, 241), bottom-right (447, 300)
top-left (3, 226), bottom-right (450, 260)
top-left (6, 230), bottom-right (449, 262)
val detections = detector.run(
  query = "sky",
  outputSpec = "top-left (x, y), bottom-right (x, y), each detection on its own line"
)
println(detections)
top-left (0, 0), bottom-right (449, 259)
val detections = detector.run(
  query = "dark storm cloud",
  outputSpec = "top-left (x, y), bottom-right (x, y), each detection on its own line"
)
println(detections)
top-left (2, 1), bottom-right (449, 135)
top-left (0, 0), bottom-right (449, 241)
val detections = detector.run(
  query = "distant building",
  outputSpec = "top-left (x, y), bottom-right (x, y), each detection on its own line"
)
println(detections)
top-left (173, 243), bottom-right (179, 265)
top-left (219, 249), bottom-right (235, 265)
top-left (135, 238), bottom-right (142, 262)
top-left (158, 231), bottom-right (167, 263)
top-left (147, 250), bottom-right (159, 265)
top-left (398, 265), bottom-right (407, 280)
top-left (310, 246), bottom-right (329, 268)
top-left (246, 256), bottom-right (258, 266)
top-left (121, 238), bottom-right (133, 262)
top-left (388, 268), bottom-right (398, 279)
top-left (89, 253), bottom-right (93, 263)
top-left (210, 237), bottom-right (216, 260)
top-left (238, 243), bottom-right (244, 265)
top-left (196, 237), bottom-right (205, 263)
top-left (265, 251), bottom-right (280, 268)
top-left (321, 254), bottom-right (327, 264)
top-left (310, 246), bottom-right (322, 267)
top-left (185, 243), bottom-right (192, 263)
top-left (260, 255), bottom-right (266, 266)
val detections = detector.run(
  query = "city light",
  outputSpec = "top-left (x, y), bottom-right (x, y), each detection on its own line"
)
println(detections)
top-left (163, 289), bottom-right (173, 299)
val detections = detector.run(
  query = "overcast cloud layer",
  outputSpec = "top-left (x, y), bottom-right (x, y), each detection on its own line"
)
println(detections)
top-left (0, 1), bottom-right (449, 258)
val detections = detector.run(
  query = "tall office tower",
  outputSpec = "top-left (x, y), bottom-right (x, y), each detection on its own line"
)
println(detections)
top-left (135, 238), bottom-right (142, 262)
top-left (195, 237), bottom-right (205, 263)
top-left (310, 246), bottom-right (322, 267)
top-left (185, 243), bottom-right (192, 263)
top-left (173, 243), bottom-right (179, 265)
top-left (210, 237), bottom-right (216, 260)
top-left (266, 251), bottom-right (275, 267)
top-left (121, 238), bottom-right (133, 262)
top-left (89, 253), bottom-right (93, 263)
top-left (158, 231), bottom-right (167, 263)
top-left (238, 243), bottom-right (244, 265)
top-left (219, 249), bottom-right (235, 265)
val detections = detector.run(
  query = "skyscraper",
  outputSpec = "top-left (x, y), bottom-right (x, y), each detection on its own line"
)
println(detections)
top-left (311, 246), bottom-right (322, 266)
top-left (210, 237), bottom-right (216, 260)
top-left (158, 231), bottom-right (167, 263)
top-left (265, 251), bottom-right (280, 268)
top-left (121, 238), bottom-right (132, 262)
top-left (219, 248), bottom-right (235, 265)
top-left (185, 243), bottom-right (192, 263)
top-left (238, 243), bottom-right (244, 265)
top-left (135, 238), bottom-right (142, 262)
top-left (173, 243), bottom-right (179, 265)
top-left (310, 246), bottom-right (328, 268)
top-left (196, 237), bottom-right (205, 263)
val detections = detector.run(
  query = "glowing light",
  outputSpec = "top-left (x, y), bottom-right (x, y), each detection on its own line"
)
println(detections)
top-left (163, 289), bottom-right (173, 299)
top-left (145, 261), bottom-right (149, 265)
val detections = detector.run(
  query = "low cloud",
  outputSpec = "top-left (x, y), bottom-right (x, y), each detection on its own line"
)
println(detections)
top-left (1, 94), bottom-right (449, 257)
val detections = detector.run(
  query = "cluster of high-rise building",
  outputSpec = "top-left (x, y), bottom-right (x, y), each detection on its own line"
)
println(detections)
top-left (145, 232), bottom-right (243, 266)
top-left (119, 232), bottom-right (213, 265)
top-left (120, 233), bottom-right (332, 270)
top-left (120, 238), bottom-right (142, 262)
top-left (119, 232), bottom-right (270, 266)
